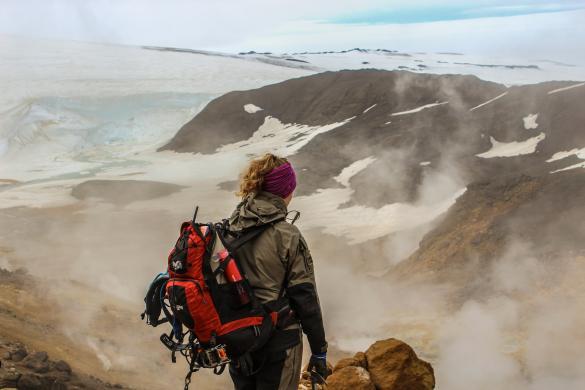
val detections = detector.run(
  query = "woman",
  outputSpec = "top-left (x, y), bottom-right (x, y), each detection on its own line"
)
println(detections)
top-left (227, 153), bottom-right (329, 390)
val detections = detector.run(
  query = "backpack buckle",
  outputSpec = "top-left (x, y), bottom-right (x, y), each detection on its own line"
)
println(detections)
top-left (199, 345), bottom-right (230, 368)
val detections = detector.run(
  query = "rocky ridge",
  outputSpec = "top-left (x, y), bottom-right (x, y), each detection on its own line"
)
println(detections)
top-left (160, 70), bottom-right (585, 207)
top-left (0, 340), bottom-right (130, 390)
top-left (393, 169), bottom-right (585, 287)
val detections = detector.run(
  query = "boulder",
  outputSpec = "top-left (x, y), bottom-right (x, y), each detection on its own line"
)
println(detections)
top-left (24, 352), bottom-right (50, 374)
top-left (333, 357), bottom-right (358, 372)
top-left (27, 351), bottom-right (48, 362)
top-left (55, 360), bottom-right (72, 374)
top-left (50, 379), bottom-right (68, 390)
top-left (365, 338), bottom-right (435, 390)
top-left (354, 352), bottom-right (367, 369)
top-left (17, 373), bottom-right (43, 389)
top-left (333, 352), bottom-right (368, 372)
top-left (0, 369), bottom-right (21, 387)
top-left (299, 339), bottom-right (434, 390)
top-left (327, 366), bottom-right (375, 390)
top-left (9, 346), bottom-right (27, 362)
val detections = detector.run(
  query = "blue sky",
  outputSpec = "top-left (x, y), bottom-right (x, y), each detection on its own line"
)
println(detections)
top-left (331, 1), bottom-right (585, 24)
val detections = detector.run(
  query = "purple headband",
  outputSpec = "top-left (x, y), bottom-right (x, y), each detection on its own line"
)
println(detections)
top-left (262, 162), bottom-right (297, 199)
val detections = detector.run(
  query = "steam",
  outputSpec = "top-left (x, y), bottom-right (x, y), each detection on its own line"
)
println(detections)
top-left (436, 299), bottom-right (524, 390)
top-left (87, 337), bottom-right (113, 371)
top-left (435, 242), bottom-right (585, 390)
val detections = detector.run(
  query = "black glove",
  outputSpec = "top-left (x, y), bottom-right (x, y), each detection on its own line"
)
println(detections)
top-left (307, 353), bottom-right (331, 383)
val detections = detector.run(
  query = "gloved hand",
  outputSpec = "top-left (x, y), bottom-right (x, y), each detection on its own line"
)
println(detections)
top-left (307, 353), bottom-right (331, 383)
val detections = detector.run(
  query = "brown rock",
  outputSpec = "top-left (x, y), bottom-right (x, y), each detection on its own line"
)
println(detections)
top-left (327, 366), bottom-right (375, 390)
top-left (365, 338), bottom-right (435, 390)
top-left (17, 373), bottom-right (43, 389)
top-left (22, 351), bottom-right (49, 373)
top-left (50, 379), bottom-right (68, 390)
top-left (24, 365), bottom-right (49, 374)
top-left (9, 346), bottom-right (27, 362)
top-left (27, 351), bottom-right (48, 362)
top-left (333, 357), bottom-right (358, 372)
top-left (0, 369), bottom-right (21, 387)
top-left (55, 360), bottom-right (72, 374)
top-left (354, 352), bottom-right (367, 369)
top-left (333, 352), bottom-right (367, 372)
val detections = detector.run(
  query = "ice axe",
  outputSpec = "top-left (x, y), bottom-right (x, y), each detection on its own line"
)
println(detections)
top-left (310, 369), bottom-right (327, 390)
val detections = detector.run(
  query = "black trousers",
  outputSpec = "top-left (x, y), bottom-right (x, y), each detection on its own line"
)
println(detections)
top-left (229, 342), bottom-right (303, 390)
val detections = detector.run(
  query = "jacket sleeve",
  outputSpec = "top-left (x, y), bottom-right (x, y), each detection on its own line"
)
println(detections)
top-left (285, 233), bottom-right (328, 355)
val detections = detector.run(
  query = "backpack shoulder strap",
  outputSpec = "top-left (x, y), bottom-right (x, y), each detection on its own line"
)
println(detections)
top-left (217, 217), bottom-right (285, 253)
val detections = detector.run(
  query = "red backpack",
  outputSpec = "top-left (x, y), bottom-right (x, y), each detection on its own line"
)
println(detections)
top-left (164, 209), bottom-right (282, 359)
top-left (142, 208), bottom-right (295, 387)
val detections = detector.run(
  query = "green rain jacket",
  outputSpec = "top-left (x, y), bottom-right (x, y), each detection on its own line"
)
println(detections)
top-left (228, 191), bottom-right (327, 354)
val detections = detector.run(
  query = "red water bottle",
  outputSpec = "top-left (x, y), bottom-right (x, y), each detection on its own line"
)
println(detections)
top-left (218, 249), bottom-right (250, 305)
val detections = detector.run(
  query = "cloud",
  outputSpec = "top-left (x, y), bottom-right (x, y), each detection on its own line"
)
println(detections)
top-left (234, 9), bottom-right (585, 64)
top-left (0, 0), bottom-right (583, 64)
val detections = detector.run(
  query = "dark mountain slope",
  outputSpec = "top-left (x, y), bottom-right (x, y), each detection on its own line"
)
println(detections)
top-left (392, 169), bottom-right (585, 286)
top-left (160, 70), bottom-right (584, 208)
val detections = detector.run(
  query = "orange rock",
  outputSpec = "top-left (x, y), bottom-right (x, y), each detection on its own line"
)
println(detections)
top-left (333, 351), bottom-right (368, 372)
top-left (327, 366), bottom-right (376, 390)
top-left (365, 338), bottom-right (435, 390)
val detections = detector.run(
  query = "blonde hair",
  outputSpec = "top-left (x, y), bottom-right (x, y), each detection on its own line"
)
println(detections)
top-left (237, 153), bottom-right (289, 198)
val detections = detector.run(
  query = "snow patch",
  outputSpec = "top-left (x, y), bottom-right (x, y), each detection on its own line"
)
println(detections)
top-left (551, 161), bottom-right (585, 173)
top-left (334, 156), bottom-right (376, 187)
top-left (420, 161), bottom-right (431, 166)
top-left (363, 104), bottom-right (377, 114)
top-left (546, 147), bottom-right (585, 162)
top-left (384, 121), bottom-right (392, 125)
top-left (294, 159), bottom-right (465, 244)
top-left (244, 104), bottom-right (263, 113)
top-left (218, 115), bottom-right (352, 157)
top-left (476, 133), bottom-right (546, 158)
top-left (523, 113), bottom-right (539, 130)
top-left (547, 82), bottom-right (585, 95)
top-left (295, 186), bottom-right (465, 244)
top-left (470, 92), bottom-right (508, 111)
top-left (391, 101), bottom-right (448, 116)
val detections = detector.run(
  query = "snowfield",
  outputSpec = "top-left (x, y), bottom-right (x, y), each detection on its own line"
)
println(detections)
top-left (242, 49), bottom-right (585, 86)
top-left (1, 34), bottom-right (583, 242)
top-left (0, 35), bottom-right (310, 197)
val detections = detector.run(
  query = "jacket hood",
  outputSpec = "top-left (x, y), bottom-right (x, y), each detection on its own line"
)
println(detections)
top-left (229, 191), bottom-right (287, 231)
